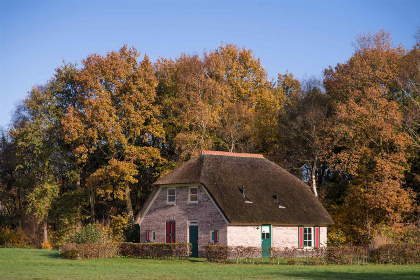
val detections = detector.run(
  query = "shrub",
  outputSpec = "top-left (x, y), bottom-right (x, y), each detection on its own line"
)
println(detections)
top-left (370, 243), bottom-right (420, 264)
top-left (119, 242), bottom-right (191, 259)
top-left (270, 247), bottom-right (326, 265)
top-left (326, 246), bottom-right (368, 265)
top-left (204, 245), bottom-right (262, 263)
top-left (41, 240), bottom-right (52, 250)
top-left (69, 224), bottom-right (110, 244)
top-left (0, 227), bottom-right (28, 248)
top-left (59, 243), bottom-right (119, 259)
top-left (204, 245), bottom-right (229, 262)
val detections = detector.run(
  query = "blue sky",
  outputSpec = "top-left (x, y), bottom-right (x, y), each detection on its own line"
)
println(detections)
top-left (0, 0), bottom-right (419, 128)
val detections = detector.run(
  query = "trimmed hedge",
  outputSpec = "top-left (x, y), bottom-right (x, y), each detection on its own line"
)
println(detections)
top-left (204, 245), bottom-right (261, 263)
top-left (119, 242), bottom-right (191, 259)
top-left (59, 243), bottom-right (119, 259)
top-left (60, 242), bottom-right (191, 259)
top-left (326, 246), bottom-right (368, 265)
top-left (370, 244), bottom-right (420, 264)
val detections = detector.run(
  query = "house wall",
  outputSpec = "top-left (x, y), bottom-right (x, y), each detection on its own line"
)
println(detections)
top-left (140, 185), bottom-right (228, 257)
top-left (227, 226), bottom-right (261, 247)
top-left (227, 225), bottom-right (328, 254)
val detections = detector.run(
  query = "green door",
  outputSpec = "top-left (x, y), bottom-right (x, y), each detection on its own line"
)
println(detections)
top-left (261, 225), bottom-right (271, 258)
top-left (189, 224), bottom-right (198, 257)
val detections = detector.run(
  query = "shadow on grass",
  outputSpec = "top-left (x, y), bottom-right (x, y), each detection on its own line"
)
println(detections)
top-left (270, 271), bottom-right (420, 280)
top-left (43, 250), bottom-right (60, 259)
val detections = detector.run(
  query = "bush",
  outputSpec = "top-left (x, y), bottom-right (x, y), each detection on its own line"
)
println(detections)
top-left (370, 243), bottom-right (420, 264)
top-left (270, 247), bottom-right (326, 265)
top-left (69, 224), bottom-right (110, 244)
top-left (326, 245), bottom-right (368, 265)
top-left (119, 242), bottom-right (191, 259)
top-left (204, 245), bottom-right (262, 263)
top-left (204, 245), bottom-right (229, 262)
top-left (59, 243), bottom-right (119, 259)
top-left (0, 227), bottom-right (28, 248)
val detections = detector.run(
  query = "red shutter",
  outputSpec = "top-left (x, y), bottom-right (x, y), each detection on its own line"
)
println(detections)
top-left (314, 226), bottom-right (320, 248)
top-left (146, 231), bottom-right (150, 242)
top-left (171, 221), bottom-right (176, 243)
top-left (298, 226), bottom-right (304, 248)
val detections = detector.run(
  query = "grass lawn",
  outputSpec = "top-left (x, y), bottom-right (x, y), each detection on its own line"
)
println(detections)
top-left (0, 248), bottom-right (419, 280)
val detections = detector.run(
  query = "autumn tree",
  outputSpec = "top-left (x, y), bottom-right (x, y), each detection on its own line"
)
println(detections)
top-left (276, 76), bottom-right (330, 197)
top-left (62, 46), bottom-right (164, 222)
top-left (156, 44), bottom-right (285, 161)
top-left (324, 30), bottom-right (416, 243)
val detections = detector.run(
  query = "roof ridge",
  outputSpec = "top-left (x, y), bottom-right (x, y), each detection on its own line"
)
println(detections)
top-left (200, 150), bottom-right (264, 158)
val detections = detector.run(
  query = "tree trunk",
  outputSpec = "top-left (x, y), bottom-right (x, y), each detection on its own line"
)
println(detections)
top-left (311, 157), bottom-right (318, 197)
top-left (42, 219), bottom-right (48, 244)
top-left (125, 186), bottom-right (134, 220)
top-left (90, 193), bottom-right (95, 223)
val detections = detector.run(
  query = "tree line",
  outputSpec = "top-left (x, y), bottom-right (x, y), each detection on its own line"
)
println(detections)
top-left (0, 30), bottom-right (419, 247)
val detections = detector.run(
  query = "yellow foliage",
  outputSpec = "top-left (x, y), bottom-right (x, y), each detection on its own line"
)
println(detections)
top-left (41, 240), bottom-right (52, 250)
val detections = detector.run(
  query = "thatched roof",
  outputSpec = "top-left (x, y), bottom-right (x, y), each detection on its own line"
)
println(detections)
top-left (154, 151), bottom-right (334, 226)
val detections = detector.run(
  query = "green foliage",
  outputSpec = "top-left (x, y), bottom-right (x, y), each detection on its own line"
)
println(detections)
top-left (69, 224), bottom-right (110, 244)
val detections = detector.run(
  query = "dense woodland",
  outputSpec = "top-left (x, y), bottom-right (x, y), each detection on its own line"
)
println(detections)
top-left (0, 30), bottom-right (419, 248)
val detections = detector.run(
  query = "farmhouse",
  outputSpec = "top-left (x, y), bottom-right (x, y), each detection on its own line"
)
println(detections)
top-left (139, 151), bottom-right (334, 257)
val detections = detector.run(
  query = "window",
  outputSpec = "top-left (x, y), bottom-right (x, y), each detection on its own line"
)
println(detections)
top-left (298, 226), bottom-right (318, 248)
top-left (189, 187), bottom-right (198, 203)
top-left (167, 188), bottom-right (176, 204)
top-left (210, 230), bottom-right (219, 243)
top-left (146, 230), bottom-right (155, 243)
top-left (303, 227), bottom-right (312, 248)
top-left (166, 221), bottom-right (176, 243)
top-left (262, 226), bottom-right (270, 239)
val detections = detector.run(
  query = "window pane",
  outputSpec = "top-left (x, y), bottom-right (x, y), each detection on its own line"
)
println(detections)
top-left (190, 188), bottom-right (198, 194)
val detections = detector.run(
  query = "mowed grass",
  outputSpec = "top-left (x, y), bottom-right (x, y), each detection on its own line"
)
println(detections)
top-left (0, 248), bottom-right (419, 280)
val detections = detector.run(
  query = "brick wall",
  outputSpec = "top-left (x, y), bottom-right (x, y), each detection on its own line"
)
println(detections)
top-left (227, 226), bottom-right (261, 247)
top-left (227, 225), bottom-right (328, 251)
top-left (140, 185), bottom-right (228, 256)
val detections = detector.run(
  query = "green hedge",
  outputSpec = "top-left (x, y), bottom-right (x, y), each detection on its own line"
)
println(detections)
top-left (119, 242), bottom-right (191, 259)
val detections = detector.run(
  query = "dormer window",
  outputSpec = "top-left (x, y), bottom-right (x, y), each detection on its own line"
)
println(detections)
top-left (167, 188), bottom-right (176, 204)
top-left (189, 187), bottom-right (198, 203)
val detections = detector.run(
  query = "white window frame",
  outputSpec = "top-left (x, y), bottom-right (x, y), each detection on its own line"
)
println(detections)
top-left (303, 227), bottom-right (313, 248)
top-left (146, 230), bottom-right (156, 243)
top-left (188, 186), bottom-right (198, 203)
top-left (167, 188), bottom-right (176, 204)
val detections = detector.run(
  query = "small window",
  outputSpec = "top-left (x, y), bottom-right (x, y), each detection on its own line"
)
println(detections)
top-left (262, 226), bottom-right (270, 239)
top-left (189, 187), bottom-right (198, 203)
top-left (167, 188), bottom-right (176, 204)
top-left (146, 230), bottom-right (155, 243)
top-left (303, 227), bottom-right (313, 248)
top-left (210, 230), bottom-right (219, 243)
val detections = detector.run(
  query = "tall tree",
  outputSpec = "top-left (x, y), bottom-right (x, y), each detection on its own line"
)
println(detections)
top-left (62, 46), bottom-right (164, 222)
top-left (324, 30), bottom-right (416, 243)
top-left (276, 77), bottom-right (329, 197)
